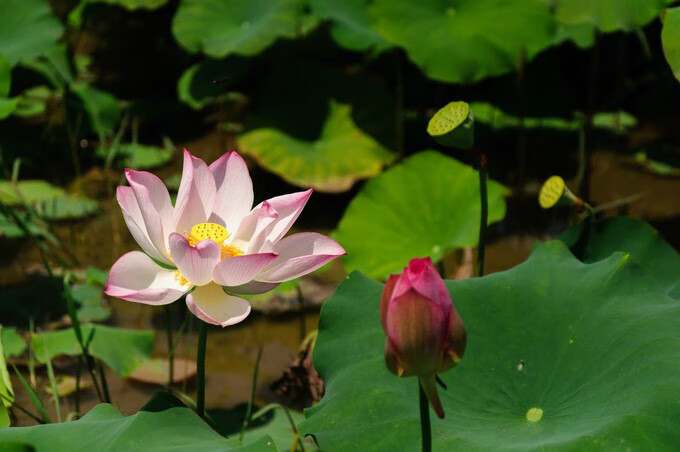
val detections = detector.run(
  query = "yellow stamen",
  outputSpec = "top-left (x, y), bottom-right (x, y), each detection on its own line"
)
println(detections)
top-left (174, 270), bottom-right (189, 286)
top-left (184, 222), bottom-right (244, 260)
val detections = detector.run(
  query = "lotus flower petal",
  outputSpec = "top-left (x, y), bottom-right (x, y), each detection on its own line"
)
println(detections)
top-left (257, 189), bottom-right (312, 244)
top-left (169, 233), bottom-right (221, 286)
top-left (231, 201), bottom-right (278, 254)
top-left (186, 283), bottom-right (251, 327)
top-left (174, 150), bottom-right (216, 234)
top-left (225, 280), bottom-right (281, 295)
top-left (208, 151), bottom-right (254, 233)
top-left (257, 232), bottom-right (346, 283)
top-left (212, 252), bottom-right (279, 287)
top-left (105, 251), bottom-right (187, 305)
top-left (116, 186), bottom-right (167, 264)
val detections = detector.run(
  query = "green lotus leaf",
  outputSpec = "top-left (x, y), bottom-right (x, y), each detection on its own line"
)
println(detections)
top-left (99, 142), bottom-right (174, 170)
top-left (554, 0), bottom-right (672, 32)
top-left (70, 283), bottom-right (111, 322)
top-left (553, 22), bottom-right (596, 48)
top-left (0, 0), bottom-right (63, 67)
top-left (31, 324), bottom-right (154, 376)
top-left (32, 195), bottom-right (98, 221)
top-left (0, 394), bottom-right (275, 451)
top-left (1, 327), bottom-right (26, 359)
top-left (238, 100), bottom-right (395, 193)
top-left (0, 210), bottom-right (46, 240)
top-left (89, 0), bottom-right (168, 10)
top-left (172, 0), bottom-right (311, 58)
top-left (0, 180), bottom-right (65, 206)
top-left (662, 7), bottom-right (680, 82)
top-left (335, 151), bottom-right (507, 279)
top-left (301, 240), bottom-right (680, 450)
top-left (12, 86), bottom-right (52, 119)
top-left (0, 98), bottom-right (18, 120)
top-left (0, 326), bottom-right (14, 409)
top-left (559, 217), bottom-right (680, 299)
top-left (309, 0), bottom-right (389, 52)
top-left (367, 0), bottom-right (554, 83)
top-left (177, 58), bottom-right (250, 110)
top-left (0, 56), bottom-right (10, 98)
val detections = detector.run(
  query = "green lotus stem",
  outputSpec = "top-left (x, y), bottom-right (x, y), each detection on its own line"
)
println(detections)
top-left (0, 392), bottom-right (44, 424)
top-left (196, 321), bottom-right (208, 419)
top-left (477, 153), bottom-right (488, 277)
top-left (75, 354), bottom-right (82, 417)
top-left (165, 304), bottom-right (174, 386)
top-left (418, 381), bottom-right (432, 452)
top-left (98, 360), bottom-right (111, 403)
top-left (42, 337), bottom-right (61, 423)
top-left (240, 346), bottom-right (263, 443)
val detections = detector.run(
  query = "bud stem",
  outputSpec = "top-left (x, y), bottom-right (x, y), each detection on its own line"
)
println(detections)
top-left (419, 381), bottom-right (432, 452)
top-left (477, 152), bottom-right (488, 277)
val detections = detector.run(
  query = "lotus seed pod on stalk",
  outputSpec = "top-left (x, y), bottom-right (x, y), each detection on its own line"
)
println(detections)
top-left (427, 101), bottom-right (474, 150)
top-left (380, 257), bottom-right (466, 419)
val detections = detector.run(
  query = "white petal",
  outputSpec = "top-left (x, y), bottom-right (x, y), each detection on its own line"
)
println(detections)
top-left (169, 233), bottom-right (221, 286)
top-left (186, 283), bottom-right (251, 327)
top-left (208, 151), bottom-right (254, 233)
top-left (174, 149), bottom-right (216, 234)
top-left (212, 252), bottom-right (279, 287)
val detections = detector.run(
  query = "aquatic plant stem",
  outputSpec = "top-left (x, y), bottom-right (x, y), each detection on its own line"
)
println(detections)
top-left (239, 346), bottom-right (264, 443)
top-left (197, 321), bottom-right (208, 420)
top-left (477, 153), bottom-right (488, 277)
top-left (165, 305), bottom-right (174, 386)
top-left (418, 381), bottom-right (432, 452)
top-left (75, 355), bottom-right (82, 416)
top-left (98, 361), bottom-right (111, 403)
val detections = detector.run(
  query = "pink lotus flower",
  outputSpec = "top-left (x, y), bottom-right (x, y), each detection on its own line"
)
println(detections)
top-left (381, 257), bottom-right (466, 419)
top-left (105, 150), bottom-right (345, 327)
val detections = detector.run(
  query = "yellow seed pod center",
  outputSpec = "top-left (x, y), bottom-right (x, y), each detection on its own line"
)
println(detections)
top-left (189, 223), bottom-right (229, 246)
top-left (539, 175), bottom-right (565, 209)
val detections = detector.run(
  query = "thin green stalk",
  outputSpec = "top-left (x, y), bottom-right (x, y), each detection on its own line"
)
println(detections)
top-left (196, 321), bottom-right (208, 419)
top-left (165, 305), bottom-right (174, 386)
top-left (0, 393), bottom-right (44, 424)
top-left (42, 337), bottom-right (61, 423)
top-left (97, 361), bottom-right (111, 403)
top-left (75, 355), bottom-right (82, 417)
top-left (239, 346), bottom-right (263, 443)
top-left (418, 381), bottom-right (432, 452)
top-left (12, 365), bottom-right (51, 424)
top-left (477, 153), bottom-right (488, 278)
top-left (28, 318), bottom-right (36, 388)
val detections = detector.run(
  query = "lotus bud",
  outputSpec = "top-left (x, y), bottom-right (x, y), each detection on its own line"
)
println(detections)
top-left (380, 257), bottom-right (466, 419)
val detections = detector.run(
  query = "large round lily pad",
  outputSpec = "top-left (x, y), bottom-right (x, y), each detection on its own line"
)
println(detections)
top-left (301, 240), bottom-right (680, 450)
top-left (335, 151), bottom-right (507, 279)
top-left (367, 0), bottom-right (554, 83)
top-left (238, 100), bottom-right (395, 192)
top-left (558, 217), bottom-right (680, 299)
top-left (554, 0), bottom-right (672, 32)
top-left (0, 0), bottom-right (62, 66)
top-left (172, 0), bottom-right (311, 58)
top-left (662, 7), bottom-right (680, 82)
top-left (0, 393), bottom-right (275, 451)
top-left (309, 0), bottom-right (389, 52)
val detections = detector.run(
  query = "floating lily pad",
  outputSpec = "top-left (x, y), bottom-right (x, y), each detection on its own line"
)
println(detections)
top-left (662, 7), bottom-right (680, 82)
top-left (367, 0), bottom-right (554, 83)
top-left (0, 180), bottom-right (65, 205)
top-left (32, 195), bottom-right (98, 221)
top-left (172, 0), bottom-right (311, 58)
top-left (238, 100), bottom-right (395, 192)
top-left (301, 241), bottom-right (680, 450)
top-left (554, 0), bottom-right (672, 32)
top-left (309, 0), bottom-right (389, 52)
top-left (99, 142), bottom-right (174, 170)
top-left (335, 151), bottom-right (507, 279)
top-left (129, 358), bottom-right (197, 385)
top-left (1, 327), bottom-right (26, 359)
top-left (32, 324), bottom-right (154, 376)
top-left (0, 393), bottom-right (275, 451)
top-left (558, 217), bottom-right (680, 299)
top-left (0, 0), bottom-right (63, 66)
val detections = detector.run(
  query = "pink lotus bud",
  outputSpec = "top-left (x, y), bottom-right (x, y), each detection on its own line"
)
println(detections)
top-left (380, 257), bottom-right (466, 419)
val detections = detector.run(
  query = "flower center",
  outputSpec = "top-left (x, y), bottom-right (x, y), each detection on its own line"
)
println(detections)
top-left (186, 222), bottom-right (243, 260)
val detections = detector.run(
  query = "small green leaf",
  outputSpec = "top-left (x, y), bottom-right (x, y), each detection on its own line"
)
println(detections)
top-left (554, 0), bottom-right (672, 32)
top-left (99, 142), bottom-right (174, 170)
top-left (238, 100), bottom-right (395, 192)
top-left (32, 195), bottom-right (98, 221)
top-left (1, 327), bottom-right (26, 359)
top-left (32, 324), bottom-right (154, 376)
top-left (0, 327), bottom-right (14, 408)
top-left (0, 180), bottom-right (65, 206)
top-left (335, 151), bottom-right (508, 279)
top-left (662, 7), bottom-right (680, 82)
top-left (172, 0), bottom-right (311, 58)
top-left (88, 0), bottom-right (168, 10)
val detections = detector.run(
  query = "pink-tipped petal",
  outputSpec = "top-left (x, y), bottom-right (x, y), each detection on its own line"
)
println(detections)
top-left (256, 189), bottom-right (313, 244)
top-left (225, 280), bottom-right (280, 295)
top-left (169, 233), bottom-right (221, 286)
top-left (174, 149), bottom-right (216, 233)
top-left (231, 202), bottom-right (278, 254)
top-left (212, 252), bottom-right (279, 287)
top-left (125, 170), bottom-right (173, 264)
top-left (186, 283), bottom-right (251, 327)
top-left (256, 232), bottom-right (345, 283)
top-left (208, 151), bottom-right (254, 233)
top-left (381, 274), bottom-right (400, 331)
top-left (117, 186), bottom-right (167, 264)
top-left (394, 257), bottom-right (451, 312)
top-left (104, 251), bottom-right (187, 305)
